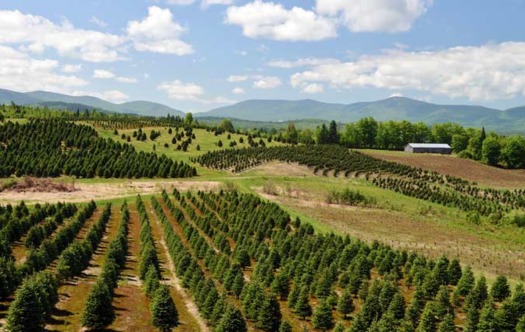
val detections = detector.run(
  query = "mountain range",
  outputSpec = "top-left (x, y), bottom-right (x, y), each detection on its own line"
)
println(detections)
top-left (0, 88), bottom-right (185, 117)
top-left (1, 88), bottom-right (525, 133)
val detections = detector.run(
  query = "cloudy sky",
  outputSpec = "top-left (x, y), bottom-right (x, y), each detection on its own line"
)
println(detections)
top-left (1, 0), bottom-right (525, 112)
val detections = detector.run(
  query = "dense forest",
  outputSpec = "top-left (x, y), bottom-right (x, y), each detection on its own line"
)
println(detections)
top-left (273, 118), bottom-right (525, 169)
top-left (0, 119), bottom-right (196, 178)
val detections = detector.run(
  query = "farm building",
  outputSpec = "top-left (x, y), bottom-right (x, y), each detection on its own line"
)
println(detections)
top-left (404, 143), bottom-right (452, 154)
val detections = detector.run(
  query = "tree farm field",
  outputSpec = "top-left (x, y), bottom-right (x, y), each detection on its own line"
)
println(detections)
top-left (3, 119), bottom-right (525, 332)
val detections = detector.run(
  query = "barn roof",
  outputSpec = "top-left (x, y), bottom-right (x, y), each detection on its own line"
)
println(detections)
top-left (406, 143), bottom-right (451, 149)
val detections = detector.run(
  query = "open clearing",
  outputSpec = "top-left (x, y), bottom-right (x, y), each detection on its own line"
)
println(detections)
top-left (363, 149), bottom-right (525, 188)
top-left (0, 179), bottom-right (221, 204)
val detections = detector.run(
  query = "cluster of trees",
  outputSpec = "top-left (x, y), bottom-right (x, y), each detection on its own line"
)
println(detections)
top-left (161, 189), bottom-right (525, 331)
top-left (0, 201), bottom-right (85, 299)
top-left (136, 196), bottom-right (179, 331)
top-left (0, 120), bottom-right (196, 178)
top-left (82, 202), bottom-right (130, 329)
top-left (153, 191), bottom-right (248, 331)
top-left (272, 118), bottom-right (525, 169)
top-left (195, 145), bottom-right (525, 219)
top-left (56, 204), bottom-right (112, 280)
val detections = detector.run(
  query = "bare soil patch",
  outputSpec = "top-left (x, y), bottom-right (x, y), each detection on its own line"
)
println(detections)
top-left (242, 161), bottom-right (312, 177)
top-left (364, 150), bottom-right (525, 188)
top-left (0, 179), bottom-right (221, 205)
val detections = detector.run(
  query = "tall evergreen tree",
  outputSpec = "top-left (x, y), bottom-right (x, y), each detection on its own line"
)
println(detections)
top-left (215, 304), bottom-right (247, 332)
top-left (312, 299), bottom-right (335, 331)
top-left (151, 285), bottom-right (179, 332)
top-left (257, 294), bottom-right (282, 332)
top-left (82, 281), bottom-right (115, 329)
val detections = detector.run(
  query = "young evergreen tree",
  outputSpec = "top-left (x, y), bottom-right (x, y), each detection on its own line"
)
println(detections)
top-left (438, 314), bottom-right (456, 332)
top-left (388, 292), bottom-right (406, 320)
top-left (151, 285), bottom-right (179, 332)
top-left (434, 285), bottom-right (452, 319)
top-left (6, 281), bottom-right (45, 331)
top-left (312, 299), bottom-right (335, 331)
top-left (517, 315), bottom-right (525, 332)
top-left (256, 294), bottom-right (282, 332)
top-left (215, 304), bottom-right (247, 332)
top-left (82, 281), bottom-right (115, 329)
top-left (454, 265), bottom-right (475, 298)
top-left (337, 288), bottom-right (354, 319)
top-left (294, 286), bottom-right (312, 320)
top-left (477, 300), bottom-right (497, 332)
top-left (416, 302), bottom-right (437, 332)
top-left (491, 275), bottom-right (511, 302)
top-left (279, 320), bottom-right (292, 332)
top-left (447, 258), bottom-right (462, 286)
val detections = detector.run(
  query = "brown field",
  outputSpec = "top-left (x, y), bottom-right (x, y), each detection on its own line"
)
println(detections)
top-left (363, 149), bottom-right (525, 188)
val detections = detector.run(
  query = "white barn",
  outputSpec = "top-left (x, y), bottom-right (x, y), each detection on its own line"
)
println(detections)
top-left (404, 143), bottom-right (452, 154)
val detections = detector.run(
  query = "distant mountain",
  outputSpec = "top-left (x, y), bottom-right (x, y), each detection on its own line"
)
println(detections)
top-left (201, 97), bottom-right (525, 133)
top-left (0, 88), bottom-right (184, 117)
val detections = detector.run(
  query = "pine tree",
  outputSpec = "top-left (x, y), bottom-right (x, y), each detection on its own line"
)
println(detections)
top-left (6, 281), bottom-right (45, 332)
top-left (438, 314), bottom-right (455, 332)
top-left (279, 320), bottom-right (292, 332)
top-left (455, 265), bottom-right (475, 298)
top-left (491, 275), bottom-right (511, 302)
top-left (151, 285), bottom-right (178, 332)
top-left (434, 285), bottom-right (452, 319)
top-left (447, 258), bottom-right (462, 286)
top-left (477, 300), bottom-right (497, 332)
top-left (312, 299), bottom-right (335, 331)
top-left (388, 292), bottom-right (406, 320)
top-left (215, 304), bottom-right (247, 332)
top-left (82, 281), bottom-right (115, 329)
top-left (294, 286), bottom-right (312, 320)
top-left (338, 288), bottom-right (354, 319)
top-left (287, 284), bottom-right (300, 309)
top-left (416, 302), bottom-right (437, 332)
top-left (271, 273), bottom-right (290, 300)
top-left (257, 294), bottom-right (282, 332)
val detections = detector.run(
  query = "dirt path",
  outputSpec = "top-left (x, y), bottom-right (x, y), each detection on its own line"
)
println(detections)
top-left (46, 204), bottom-right (120, 331)
top-left (146, 199), bottom-right (209, 332)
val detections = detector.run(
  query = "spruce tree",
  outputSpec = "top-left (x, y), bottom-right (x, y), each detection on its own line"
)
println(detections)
top-left (151, 285), bottom-right (178, 332)
top-left (337, 288), bottom-right (354, 319)
top-left (434, 285), bottom-right (452, 319)
top-left (447, 258), bottom-right (462, 286)
top-left (491, 275), bottom-right (511, 302)
top-left (294, 286), bottom-right (312, 320)
top-left (517, 315), bottom-right (525, 332)
top-left (438, 314), bottom-right (456, 332)
top-left (82, 281), bottom-right (115, 329)
top-left (416, 301), bottom-right (437, 332)
top-left (6, 281), bottom-right (45, 332)
top-left (312, 299), bottom-right (335, 331)
top-left (477, 300), bottom-right (497, 332)
top-left (279, 320), bottom-right (292, 332)
top-left (257, 294), bottom-right (282, 332)
top-left (454, 265), bottom-right (475, 297)
top-left (388, 292), bottom-right (406, 320)
top-left (215, 304), bottom-right (247, 332)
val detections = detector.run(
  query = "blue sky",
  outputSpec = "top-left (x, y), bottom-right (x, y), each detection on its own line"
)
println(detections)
top-left (0, 0), bottom-right (525, 112)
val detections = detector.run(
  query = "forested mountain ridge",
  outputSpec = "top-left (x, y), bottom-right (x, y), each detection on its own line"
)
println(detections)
top-left (0, 89), bottom-right (185, 117)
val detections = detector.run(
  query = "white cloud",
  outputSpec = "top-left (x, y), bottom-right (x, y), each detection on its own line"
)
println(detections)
top-left (253, 75), bottom-right (282, 89)
top-left (290, 42), bottom-right (525, 101)
top-left (0, 46), bottom-right (87, 93)
top-left (225, 1), bottom-right (337, 41)
top-left (232, 87), bottom-right (245, 94)
top-left (127, 6), bottom-right (193, 55)
top-left (202, 0), bottom-right (234, 8)
top-left (89, 16), bottom-right (107, 28)
top-left (0, 10), bottom-right (125, 62)
top-left (93, 69), bottom-right (137, 83)
top-left (302, 83), bottom-right (324, 94)
top-left (316, 0), bottom-right (432, 33)
top-left (101, 90), bottom-right (129, 103)
top-left (227, 75), bottom-right (249, 83)
top-left (62, 64), bottom-right (82, 73)
top-left (93, 69), bottom-right (115, 79)
top-left (158, 80), bottom-right (204, 101)
top-left (267, 57), bottom-right (339, 68)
